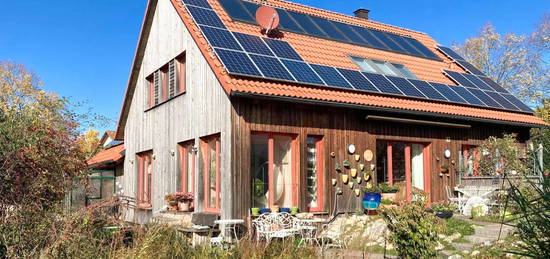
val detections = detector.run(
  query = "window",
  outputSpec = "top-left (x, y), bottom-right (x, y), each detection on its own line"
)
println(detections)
top-left (201, 134), bottom-right (220, 212)
top-left (146, 53), bottom-right (186, 108)
top-left (137, 151), bottom-right (153, 208)
top-left (306, 136), bottom-right (324, 212)
top-left (250, 133), bottom-right (297, 209)
top-left (87, 170), bottom-right (115, 203)
top-left (350, 56), bottom-right (417, 79)
top-left (178, 140), bottom-right (195, 193)
top-left (462, 145), bottom-right (479, 176)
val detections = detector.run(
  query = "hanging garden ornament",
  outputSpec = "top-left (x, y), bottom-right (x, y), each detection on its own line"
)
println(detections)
top-left (342, 160), bottom-right (351, 168)
top-left (350, 168), bottom-right (358, 178)
top-left (342, 174), bottom-right (349, 184)
top-left (335, 162), bottom-right (341, 172)
top-left (331, 178), bottom-right (337, 186)
top-left (330, 152), bottom-right (336, 158)
top-left (364, 173), bottom-right (371, 182)
top-left (354, 154), bottom-right (361, 162)
top-left (370, 164), bottom-right (375, 171)
top-left (349, 182), bottom-right (354, 189)
top-left (356, 177), bottom-right (362, 184)
top-left (354, 189), bottom-right (361, 197)
top-left (359, 164), bottom-right (365, 171)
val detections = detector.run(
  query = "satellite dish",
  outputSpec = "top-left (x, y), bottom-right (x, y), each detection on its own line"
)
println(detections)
top-left (256, 5), bottom-right (279, 33)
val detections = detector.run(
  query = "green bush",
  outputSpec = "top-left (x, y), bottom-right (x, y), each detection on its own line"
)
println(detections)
top-left (380, 193), bottom-right (443, 258)
top-left (443, 218), bottom-right (475, 236)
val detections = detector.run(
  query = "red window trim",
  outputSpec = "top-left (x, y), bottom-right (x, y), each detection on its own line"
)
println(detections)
top-left (177, 54), bottom-right (186, 94)
top-left (307, 136), bottom-right (324, 212)
top-left (178, 140), bottom-right (195, 193)
top-left (137, 151), bottom-right (153, 209)
top-left (201, 134), bottom-right (221, 213)
top-left (251, 131), bottom-right (298, 208)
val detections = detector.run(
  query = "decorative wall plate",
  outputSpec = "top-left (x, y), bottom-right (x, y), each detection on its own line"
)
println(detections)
top-left (348, 144), bottom-right (356, 154)
top-left (364, 149), bottom-right (374, 161)
top-left (444, 149), bottom-right (451, 159)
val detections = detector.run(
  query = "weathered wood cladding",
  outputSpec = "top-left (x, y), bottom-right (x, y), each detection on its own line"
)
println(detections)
top-left (231, 96), bottom-right (529, 219)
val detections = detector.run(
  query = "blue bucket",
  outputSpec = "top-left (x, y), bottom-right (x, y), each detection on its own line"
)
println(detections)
top-left (363, 192), bottom-right (381, 210)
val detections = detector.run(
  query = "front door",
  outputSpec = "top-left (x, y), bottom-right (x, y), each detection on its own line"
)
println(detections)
top-left (376, 141), bottom-right (430, 201)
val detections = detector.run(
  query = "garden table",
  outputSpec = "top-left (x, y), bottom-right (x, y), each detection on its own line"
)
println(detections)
top-left (296, 218), bottom-right (326, 246)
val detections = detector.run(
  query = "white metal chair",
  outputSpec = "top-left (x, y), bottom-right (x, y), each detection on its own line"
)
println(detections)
top-left (446, 185), bottom-right (468, 213)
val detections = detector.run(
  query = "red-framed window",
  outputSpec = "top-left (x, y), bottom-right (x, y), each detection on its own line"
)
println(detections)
top-left (250, 132), bottom-right (298, 209)
top-left (306, 136), bottom-right (324, 212)
top-left (178, 140), bottom-right (195, 193)
top-left (146, 52), bottom-right (186, 108)
top-left (201, 134), bottom-right (221, 213)
top-left (462, 145), bottom-right (479, 176)
top-left (137, 151), bottom-right (153, 208)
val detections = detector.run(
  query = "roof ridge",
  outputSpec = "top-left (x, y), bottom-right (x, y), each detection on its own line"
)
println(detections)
top-left (248, 0), bottom-right (428, 36)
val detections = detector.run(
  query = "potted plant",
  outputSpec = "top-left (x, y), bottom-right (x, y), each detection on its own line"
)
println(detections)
top-left (251, 207), bottom-right (260, 216)
top-left (363, 186), bottom-right (382, 210)
top-left (379, 198), bottom-right (395, 209)
top-left (431, 201), bottom-right (457, 219)
top-left (440, 164), bottom-right (450, 174)
top-left (164, 194), bottom-right (178, 211)
top-left (378, 182), bottom-right (400, 202)
top-left (173, 192), bottom-right (193, 212)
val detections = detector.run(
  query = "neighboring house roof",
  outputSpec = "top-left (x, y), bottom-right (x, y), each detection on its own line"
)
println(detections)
top-left (87, 143), bottom-right (125, 169)
top-left (115, 0), bottom-right (546, 139)
top-left (100, 130), bottom-right (116, 147)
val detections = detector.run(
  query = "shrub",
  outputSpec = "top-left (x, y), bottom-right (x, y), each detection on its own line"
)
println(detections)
top-left (380, 192), bottom-right (443, 258)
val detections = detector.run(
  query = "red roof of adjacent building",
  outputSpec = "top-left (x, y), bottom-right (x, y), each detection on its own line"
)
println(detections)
top-left (115, 0), bottom-right (547, 139)
top-left (87, 143), bottom-right (125, 168)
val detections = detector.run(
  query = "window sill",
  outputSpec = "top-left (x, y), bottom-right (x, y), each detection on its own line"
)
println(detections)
top-left (144, 91), bottom-right (185, 112)
top-left (137, 203), bottom-right (153, 210)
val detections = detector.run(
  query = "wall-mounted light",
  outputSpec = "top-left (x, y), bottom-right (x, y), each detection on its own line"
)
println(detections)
top-left (192, 146), bottom-right (199, 153)
top-left (170, 149), bottom-right (175, 156)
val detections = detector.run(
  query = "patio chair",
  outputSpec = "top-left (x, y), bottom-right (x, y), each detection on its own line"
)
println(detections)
top-left (445, 185), bottom-right (467, 213)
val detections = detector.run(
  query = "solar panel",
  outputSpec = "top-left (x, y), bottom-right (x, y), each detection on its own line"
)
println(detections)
top-left (310, 64), bottom-right (352, 89)
top-left (249, 54), bottom-right (295, 81)
top-left (331, 22), bottom-right (370, 46)
top-left (281, 60), bottom-right (325, 85)
top-left (275, 9), bottom-right (306, 33)
top-left (436, 46), bottom-right (464, 60)
top-left (262, 38), bottom-right (303, 61)
top-left (308, 16), bottom-right (350, 42)
top-left (451, 86), bottom-right (485, 106)
top-left (444, 70), bottom-right (477, 88)
top-left (478, 76), bottom-right (508, 93)
top-left (456, 60), bottom-right (485, 75)
top-left (386, 76), bottom-right (425, 98)
top-left (369, 30), bottom-right (406, 53)
top-left (232, 32), bottom-right (273, 55)
top-left (428, 83), bottom-right (467, 103)
top-left (484, 91), bottom-right (518, 110)
top-left (187, 6), bottom-right (226, 29)
top-left (467, 88), bottom-right (502, 108)
top-left (362, 72), bottom-right (403, 95)
top-left (386, 34), bottom-right (424, 57)
top-left (215, 48), bottom-right (262, 76)
top-left (349, 26), bottom-right (389, 50)
top-left (403, 38), bottom-right (441, 60)
top-left (241, 1), bottom-right (261, 21)
top-left (200, 26), bottom-right (242, 50)
top-left (337, 68), bottom-right (380, 92)
top-left (501, 94), bottom-right (533, 113)
top-left (408, 79), bottom-right (447, 101)
top-left (286, 11), bottom-right (328, 37)
top-left (182, 0), bottom-right (212, 9)
top-left (461, 73), bottom-right (493, 91)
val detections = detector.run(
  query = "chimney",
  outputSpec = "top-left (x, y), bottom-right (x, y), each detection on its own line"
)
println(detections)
top-left (354, 8), bottom-right (370, 20)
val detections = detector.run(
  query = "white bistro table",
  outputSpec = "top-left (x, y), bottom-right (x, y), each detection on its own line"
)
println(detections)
top-left (214, 219), bottom-right (245, 243)
top-left (296, 218), bottom-right (326, 246)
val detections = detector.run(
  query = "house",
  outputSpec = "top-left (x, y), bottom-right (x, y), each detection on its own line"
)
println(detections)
top-left (113, 0), bottom-right (547, 223)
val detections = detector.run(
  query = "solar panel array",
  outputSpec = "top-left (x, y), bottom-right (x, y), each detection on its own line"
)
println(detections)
top-left (217, 0), bottom-right (441, 61)
top-left (182, 0), bottom-right (533, 114)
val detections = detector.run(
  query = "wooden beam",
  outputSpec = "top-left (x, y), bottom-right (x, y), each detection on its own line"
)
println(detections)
top-left (366, 115), bottom-right (471, 129)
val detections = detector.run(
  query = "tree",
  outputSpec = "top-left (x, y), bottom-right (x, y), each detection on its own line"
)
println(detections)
top-left (77, 129), bottom-right (101, 159)
top-left (0, 62), bottom-right (88, 257)
top-left (453, 14), bottom-right (549, 105)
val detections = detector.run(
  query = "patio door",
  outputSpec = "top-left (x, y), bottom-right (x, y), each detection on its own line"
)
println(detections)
top-left (376, 141), bottom-right (430, 201)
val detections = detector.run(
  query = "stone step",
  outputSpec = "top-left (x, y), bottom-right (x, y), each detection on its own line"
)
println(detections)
top-left (465, 235), bottom-right (496, 244)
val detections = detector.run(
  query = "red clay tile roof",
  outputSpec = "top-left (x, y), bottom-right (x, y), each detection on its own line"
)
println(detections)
top-left (168, 0), bottom-right (547, 127)
top-left (87, 143), bottom-right (125, 168)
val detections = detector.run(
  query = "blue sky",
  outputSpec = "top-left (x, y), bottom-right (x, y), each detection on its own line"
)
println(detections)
top-left (0, 0), bottom-right (548, 133)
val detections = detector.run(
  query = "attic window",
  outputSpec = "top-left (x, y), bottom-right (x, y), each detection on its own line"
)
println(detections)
top-left (350, 56), bottom-right (418, 79)
top-left (146, 52), bottom-right (186, 109)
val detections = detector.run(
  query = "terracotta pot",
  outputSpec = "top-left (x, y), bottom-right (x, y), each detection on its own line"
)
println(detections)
top-left (381, 192), bottom-right (397, 202)
top-left (168, 204), bottom-right (178, 211)
top-left (178, 201), bottom-right (190, 212)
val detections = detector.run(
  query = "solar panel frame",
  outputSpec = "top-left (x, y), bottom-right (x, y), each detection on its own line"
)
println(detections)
top-left (285, 11), bottom-right (328, 38)
top-left (249, 54), bottom-right (296, 81)
top-left (456, 60), bottom-right (485, 76)
top-left (232, 32), bottom-right (273, 55)
top-left (275, 9), bottom-right (306, 33)
top-left (483, 91), bottom-right (519, 110)
top-left (386, 76), bottom-right (426, 98)
top-left (437, 46), bottom-right (465, 60)
top-left (461, 73), bottom-right (494, 91)
top-left (307, 16), bottom-right (350, 43)
top-left (467, 88), bottom-right (503, 108)
top-left (281, 60), bottom-right (325, 85)
top-left (310, 64), bottom-right (353, 89)
top-left (362, 72), bottom-right (404, 95)
top-left (428, 83), bottom-right (468, 103)
top-left (214, 48), bottom-right (262, 77)
top-left (501, 94), bottom-right (533, 113)
top-left (444, 70), bottom-right (477, 88)
top-left (337, 68), bottom-right (380, 92)
top-left (450, 86), bottom-right (486, 106)
top-left (186, 5), bottom-right (226, 29)
top-left (262, 38), bottom-right (303, 61)
top-left (408, 79), bottom-right (447, 101)
top-left (199, 26), bottom-right (242, 50)
top-left (478, 76), bottom-right (508, 93)
top-left (182, 0), bottom-right (213, 9)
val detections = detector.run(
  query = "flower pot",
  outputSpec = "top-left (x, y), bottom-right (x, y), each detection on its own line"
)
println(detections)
top-left (251, 207), bottom-right (260, 216)
top-left (363, 192), bottom-right (381, 210)
top-left (178, 201), bottom-right (190, 212)
top-left (259, 208), bottom-right (271, 214)
top-left (280, 207), bottom-right (291, 213)
top-left (435, 210), bottom-right (453, 219)
top-left (290, 207), bottom-right (299, 215)
top-left (168, 204), bottom-right (178, 211)
top-left (381, 192), bottom-right (397, 202)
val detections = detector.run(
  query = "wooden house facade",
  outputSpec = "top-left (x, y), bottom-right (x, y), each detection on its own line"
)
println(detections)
top-left (114, 0), bottom-right (546, 223)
